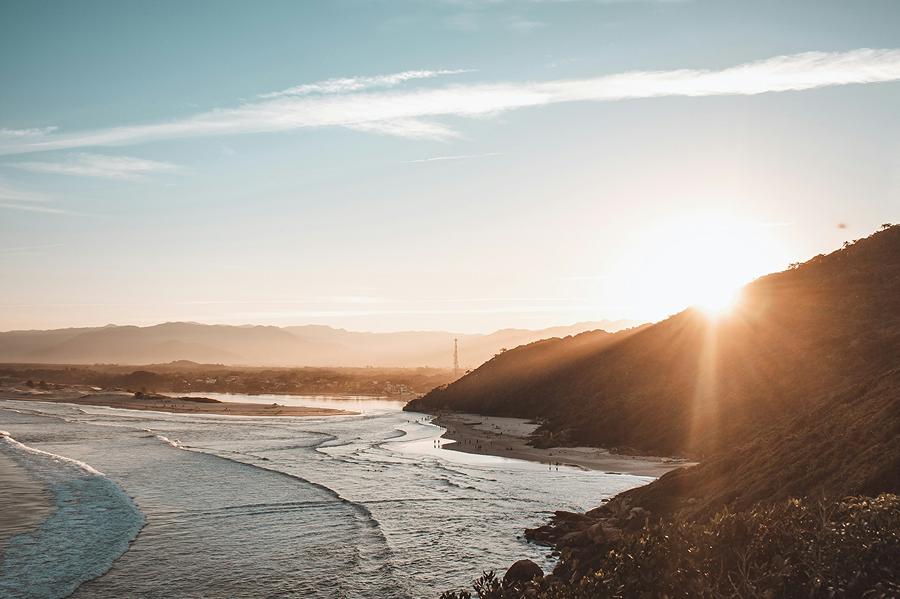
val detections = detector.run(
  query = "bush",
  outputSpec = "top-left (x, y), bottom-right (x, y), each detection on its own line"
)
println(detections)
top-left (441, 495), bottom-right (900, 599)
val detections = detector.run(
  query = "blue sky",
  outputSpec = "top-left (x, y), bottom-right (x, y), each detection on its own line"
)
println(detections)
top-left (2, 0), bottom-right (899, 332)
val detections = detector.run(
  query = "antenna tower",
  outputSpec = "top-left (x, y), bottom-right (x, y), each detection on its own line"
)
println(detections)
top-left (453, 338), bottom-right (460, 378)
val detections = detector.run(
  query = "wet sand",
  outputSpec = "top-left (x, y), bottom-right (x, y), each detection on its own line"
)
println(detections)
top-left (1, 387), bottom-right (356, 417)
top-left (0, 448), bottom-right (54, 553)
top-left (433, 412), bottom-right (694, 477)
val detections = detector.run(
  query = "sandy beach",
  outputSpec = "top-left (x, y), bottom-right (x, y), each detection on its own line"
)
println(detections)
top-left (0, 448), bottom-right (54, 553)
top-left (0, 386), bottom-right (356, 417)
top-left (433, 412), bottom-right (694, 477)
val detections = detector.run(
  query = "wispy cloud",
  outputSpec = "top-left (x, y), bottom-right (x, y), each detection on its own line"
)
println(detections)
top-left (0, 181), bottom-right (53, 204)
top-left (0, 126), bottom-right (58, 138)
top-left (405, 152), bottom-right (502, 163)
top-left (505, 16), bottom-right (548, 33)
top-left (11, 153), bottom-right (180, 180)
top-left (346, 118), bottom-right (462, 140)
top-left (0, 180), bottom-right (74, 215)
top-left (258, 69), bottom-right (472, 98)
top-left (2, 48), bottom-right (899, 154)
top-left (0, 202), bottom-right (72, 215)
top-left (445, 12), bottom-right (482, 32)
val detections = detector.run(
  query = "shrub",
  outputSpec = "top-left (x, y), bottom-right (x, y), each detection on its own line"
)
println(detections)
top-left (441, 495), bottom-right (900, 599)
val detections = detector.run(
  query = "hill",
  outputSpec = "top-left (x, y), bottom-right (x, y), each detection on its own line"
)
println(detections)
top-left (0, 320), bottom-right (637, 369)
top-left (405, 326), bottom-right (644, 417)
top-left (408, 225), bottom-right (900, 520)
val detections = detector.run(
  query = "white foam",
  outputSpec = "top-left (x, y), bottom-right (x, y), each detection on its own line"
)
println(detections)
top-left (0, 430), bottom-right (145, 599)
top-left (0, 430), bottom-right (105, 476)
top-left (155, 434), bottom-right (182, 448)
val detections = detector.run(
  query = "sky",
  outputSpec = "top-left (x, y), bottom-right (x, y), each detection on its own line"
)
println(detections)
top-left (1, 0), bottom-right (899, 333)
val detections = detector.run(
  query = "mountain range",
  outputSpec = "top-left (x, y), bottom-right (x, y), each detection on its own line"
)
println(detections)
top-left (0, 319), bottom-right (637, 369)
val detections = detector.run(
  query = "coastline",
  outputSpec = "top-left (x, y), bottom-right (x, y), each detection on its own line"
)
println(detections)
top-left (0, 448), bottom-right (54, 555)
top-left (1, 386), bottom-right (356, 417)
top-left (0, 428), bottom-right (145, 598)
top-left (433, 412), bottom-right (694, 477)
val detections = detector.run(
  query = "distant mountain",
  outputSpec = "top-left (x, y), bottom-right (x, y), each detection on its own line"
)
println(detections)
top-left (0, 319), bottom-right (638, 368)
top-left (407, 226), bottom-right (900, 518)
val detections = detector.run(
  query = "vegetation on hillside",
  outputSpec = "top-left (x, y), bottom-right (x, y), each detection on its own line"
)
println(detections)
top-left (441, 495), bottom-right (900, 599)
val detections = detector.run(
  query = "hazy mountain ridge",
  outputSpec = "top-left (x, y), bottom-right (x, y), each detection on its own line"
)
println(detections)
top-left (408, 225), bottom-right (900, 519)
top-left (0, 319), bottom-right (637, 368)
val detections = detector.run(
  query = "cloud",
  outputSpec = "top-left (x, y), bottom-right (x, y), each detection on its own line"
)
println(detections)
top-left (506, 16), bottom-right (548, 33)
top-left (0, 202), bottom-right (72, 215)
top-left (445, 12), bottom-right (482, 31)
top-left (258, 69), bottom-right (471, 98)
top-left (345, 118), bottom-right (463, 140)
top-left (404, 152), bottom-right (502, 163)
top-left (12, 153), bottom-right (180, 180)
top-left (2, 48), bottom-right (899, 154)
top-left (0, 181), bottom-right (53, 204)
top-left (0, 126), bottom-right (58, 138)
top-left (0, 180), bottom-right (76, 215)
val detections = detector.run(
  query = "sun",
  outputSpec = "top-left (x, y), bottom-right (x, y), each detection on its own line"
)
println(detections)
top-left (606, 214), bottom-right (781, 320)
top-left (693, 281), bottom-right (742, 317)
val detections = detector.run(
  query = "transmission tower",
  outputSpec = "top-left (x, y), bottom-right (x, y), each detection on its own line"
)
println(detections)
top-left (453, 338), bottom-right (460, 378)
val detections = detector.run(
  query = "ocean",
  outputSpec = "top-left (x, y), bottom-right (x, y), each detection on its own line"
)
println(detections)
top-left (0, 395), bottom-right (651, 598)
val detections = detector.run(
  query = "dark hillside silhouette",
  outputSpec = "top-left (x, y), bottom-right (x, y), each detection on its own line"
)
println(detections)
top-left (409, 226), bottom-right (900, 518)
top-left (406, 326), bottom-right (645, 417)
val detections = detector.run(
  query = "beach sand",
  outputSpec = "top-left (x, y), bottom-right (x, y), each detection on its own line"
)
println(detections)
top-left (0, 448), bottom-right (54, 553)
top-left (433, 412), bottom-right (694, 477)
top-left (1, 387), bottom-right (356, 417)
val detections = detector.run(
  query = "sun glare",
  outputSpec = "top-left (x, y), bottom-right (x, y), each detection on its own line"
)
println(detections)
top-left (607, 215), bottom-right (781, 320)
top-left (694, 283), bottom-right (742, 317)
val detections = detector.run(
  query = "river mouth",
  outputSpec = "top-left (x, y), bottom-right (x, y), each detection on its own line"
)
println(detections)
top-left (1, 395), bottom-right (654, 598)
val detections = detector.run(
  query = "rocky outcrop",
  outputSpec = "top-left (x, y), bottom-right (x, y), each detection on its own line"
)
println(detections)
top-left (503, 559), bottom-right (543, 585)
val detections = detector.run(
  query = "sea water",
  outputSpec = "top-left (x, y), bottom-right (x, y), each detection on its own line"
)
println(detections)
top-left (0, 395), bottom-right (652, 598)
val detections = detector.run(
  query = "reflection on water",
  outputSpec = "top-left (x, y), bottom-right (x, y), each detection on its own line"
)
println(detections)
top-left (180, 391), bottom-right (407, 415)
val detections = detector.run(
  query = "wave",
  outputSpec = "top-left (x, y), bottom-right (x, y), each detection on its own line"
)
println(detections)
top-left (147, 430), bottom-right (395, 542)
top-left (153, 434), bottom-right (182, 448)
top-left (145, 432), bottom-right (408, 595)
top-left (149, 433), bottom-right (377, 518)
top-left (0, 432), bottom-right (145, 599)
top-left (1, 430), bottom-right (104, 476)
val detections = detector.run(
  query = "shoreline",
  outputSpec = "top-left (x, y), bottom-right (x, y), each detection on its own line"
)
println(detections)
top-left (0, 429), bottom-right (145, 598)
top-left (0, 387), bottom-right (357, 417)
top-left (0, 442), bottom-right (54, 554)
top-left (432, 412), bottom-right (694, 477)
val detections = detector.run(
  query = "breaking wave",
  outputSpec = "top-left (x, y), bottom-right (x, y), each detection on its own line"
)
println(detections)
top-left (0, 432), bottom-right (145, 599)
